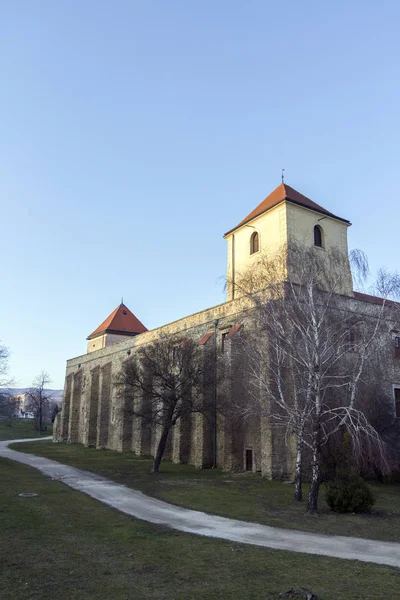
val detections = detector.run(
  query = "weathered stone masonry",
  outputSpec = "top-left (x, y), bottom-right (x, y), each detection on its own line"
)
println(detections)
top-left (55, 296), bottom-right (277, 475)
top-left (55, 290), bottom-right (400, 477)
top-left (55, 182), bottom-right (400, 476)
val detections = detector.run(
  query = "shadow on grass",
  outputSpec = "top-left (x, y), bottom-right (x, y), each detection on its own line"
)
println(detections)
top-left (1, 457), bottom-right (400, 600)
top-left (10, 440), bottom-right (400, 543)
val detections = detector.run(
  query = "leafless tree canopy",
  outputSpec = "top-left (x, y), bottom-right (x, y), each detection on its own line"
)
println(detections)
top-left (0, 341), bottom-right (12, 388)
top-left (50, 401), bottom-right (61, 423)
top-left (26, 371), bottom-right (53, 432)
top-left (349, 248), bottom-right (370, 289)
top-left (372, 268), bottom-right (400, 301)
top-left (234, 241), bottom-right (400, 511)
top-left (0, 341), bottom-right (16, 420)
top-left (116, 336), bottom-right (212, 472)
top-left (0, 393), bottom-right (18, 420)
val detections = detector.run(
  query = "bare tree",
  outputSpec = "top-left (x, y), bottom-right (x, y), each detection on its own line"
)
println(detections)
top-left (321, 376), bottom-right (396, 484)
top-left (0, 342), bottom-right (10, 388)
top-left (49, 401), bottom-right (61, 424)
top-left (0, 341), bottom-right (16, 421)
top-left (26, 372), bottom-right (53, 432)
top-left (116, 336), bottom-right (212, 473)
top-left (234, 242), bottom-right (399, 512)
top-left (0, 393), bottom-right (18, 421)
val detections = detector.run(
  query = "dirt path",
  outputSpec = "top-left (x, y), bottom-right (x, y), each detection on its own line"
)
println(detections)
top-left (2, 437), bottom-right (400, 568)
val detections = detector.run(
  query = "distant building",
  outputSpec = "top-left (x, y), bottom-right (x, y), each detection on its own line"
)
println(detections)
top-left (12, 394), bottom-right (35, 419)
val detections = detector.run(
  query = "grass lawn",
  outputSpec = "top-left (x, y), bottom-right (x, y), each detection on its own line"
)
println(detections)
top-left (12, 440), bottom-right (400, 543)
top-left (0, 457), bottom-right (399, 600)
top-left (0, 419), bottom-right (52, 441)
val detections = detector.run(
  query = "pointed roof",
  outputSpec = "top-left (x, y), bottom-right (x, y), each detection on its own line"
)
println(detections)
top-left (224, 183), bottom-right (350, 237)
top-left (87, 303), bottom-right (148, 340)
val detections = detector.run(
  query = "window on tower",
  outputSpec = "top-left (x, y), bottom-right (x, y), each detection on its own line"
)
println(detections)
top-left (314, 225), bottom-right (323, 248)
top-left (250, 231), bottom-right (259, 255)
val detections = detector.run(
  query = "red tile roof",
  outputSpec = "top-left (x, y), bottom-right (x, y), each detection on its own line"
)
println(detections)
top-left (224, 183), bottom-right (350, 236)
top-left (199, 332), bottom-right (214, 345)
top-left (226, 324), bottom-right (242, 339)
top-left (353, 291), bottom-right (399, 307)
top-left (353, 291), bottom-right (383, 305)
top-left (87, 303), bottom-right (148, 340)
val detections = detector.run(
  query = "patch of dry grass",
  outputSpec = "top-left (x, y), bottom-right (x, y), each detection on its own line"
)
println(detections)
top-left (1, 457), bottom-right (400, 600)
top-left (12, 440), bottom-right (400, 543)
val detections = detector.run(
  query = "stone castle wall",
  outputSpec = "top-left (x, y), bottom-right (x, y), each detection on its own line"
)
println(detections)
top-left (54, 295), bottom-right (293, 476)
top-left (54, 292), bottom-right (400, 477)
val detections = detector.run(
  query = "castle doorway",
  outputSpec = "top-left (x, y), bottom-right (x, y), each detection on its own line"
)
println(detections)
top-left (245, 449), bottom-right (253, 471)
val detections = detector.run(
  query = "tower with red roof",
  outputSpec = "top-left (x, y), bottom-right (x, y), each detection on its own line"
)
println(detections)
top-left (224, 183), bottom-right (353, 300)
top-left (86, 302), bottom-right (148, 353)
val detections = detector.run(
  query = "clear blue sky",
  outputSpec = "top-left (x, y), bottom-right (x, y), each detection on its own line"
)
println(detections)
top-left (2, 1), bottom-right (400, 388)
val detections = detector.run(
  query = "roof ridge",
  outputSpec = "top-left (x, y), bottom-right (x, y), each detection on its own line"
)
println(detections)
top-left (224, 183), bottom-right (350, 237)
top-left (87, 303), bottom-right (148, 340)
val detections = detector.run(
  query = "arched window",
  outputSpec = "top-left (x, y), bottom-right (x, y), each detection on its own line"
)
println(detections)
top-left (250, 231), bottom-right (259, 255)
top-left (314, 225), bottom-right (323, 248)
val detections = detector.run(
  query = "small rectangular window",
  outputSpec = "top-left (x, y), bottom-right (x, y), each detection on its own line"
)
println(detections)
top-left (395, 389), bottom-right (400, 418)
top-left (221, 332), bottom-right (228, 353)
top-left (346, 326), bottom-right (358, 351)
top-left (394, 337), bottom-right (400, 358)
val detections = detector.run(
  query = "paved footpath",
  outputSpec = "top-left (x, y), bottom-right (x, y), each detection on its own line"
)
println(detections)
top-left (2, 438), bottom-right (400, 568)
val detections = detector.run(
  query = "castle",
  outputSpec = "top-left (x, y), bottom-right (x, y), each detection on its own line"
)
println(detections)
top-left (54, 183), bottom-right (400, 476)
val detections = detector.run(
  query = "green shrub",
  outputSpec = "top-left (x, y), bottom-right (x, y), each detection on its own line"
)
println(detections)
top-left (325, 476), bottom-right (375, 513)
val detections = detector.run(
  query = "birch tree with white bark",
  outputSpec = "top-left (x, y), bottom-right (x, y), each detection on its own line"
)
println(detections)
top-left (234, 242), bottom-right (399, 512)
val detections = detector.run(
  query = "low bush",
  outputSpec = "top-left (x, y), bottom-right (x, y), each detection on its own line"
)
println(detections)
top-left (325, 476), bottom-right (375, 513)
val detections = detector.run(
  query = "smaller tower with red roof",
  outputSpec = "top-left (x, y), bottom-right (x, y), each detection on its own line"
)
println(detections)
top-left (86, 302), bottom-right (148, 353)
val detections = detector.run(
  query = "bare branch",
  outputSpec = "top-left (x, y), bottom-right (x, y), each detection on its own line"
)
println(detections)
top-left (115, 335), bottom-right (213, 472)
top-left (232, 241), bottom-right (395, 511)
top-left (26, 371), bottom-right (53, 432)
top-left (349, 248), bottom-right (370, 289)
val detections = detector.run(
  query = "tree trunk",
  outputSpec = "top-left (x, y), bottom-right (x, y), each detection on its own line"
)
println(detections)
top-left (151, 421), bottom-right (171, 473)
top-left (373, 464), bottom-right (384, 483)
top-left (307, 425), bottom-right (322, 513)
top-left (294, 437), bottom-right (303, 502)
top-left (39, 404), bottom-right (43, 434)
